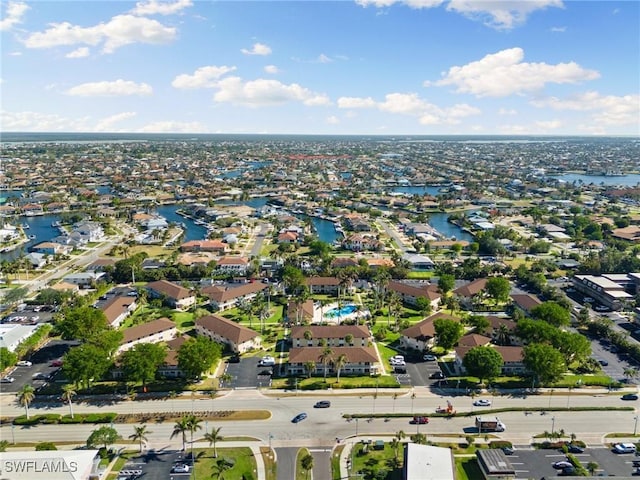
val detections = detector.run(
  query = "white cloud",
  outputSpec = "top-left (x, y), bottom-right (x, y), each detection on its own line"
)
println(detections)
top-left (172, 65), bottom-right (237, 89)
top-left (531, 91), bottom-right (640, 126)
top-left (498, 107), bottom-right (517, 115)
top-left (24, 14), bottom-right (176, 54)
top-left (550, 26), bottom-right (566, 32)
top-left (138, 121), bottom-right (208, 132)
top-left (131, 0), bottom-right (192, 16)
top-left (317, 54), bottom-right (332, 63)
top-left (427, 47), bottom-right (600, 97)
top-left (535, 119), bottom-right (562, 129)
top-left (66, 79), bottom-right (153, 97)
top-left (356, 0), bottom-right (445, 9)
top-left (326, 115), bottom-right (340, 124)
top-left (0, 1), bottom-right (29, 31)
top-left (212, 77), bottom-right (330, 107)
top-left (447, 0), bottom-right (563, 30)
top-left (337, 96), bottom-right (377, 108)
top-left (94, 112), bottom-right (137, 131)
top-left (8, 51), bottom-right (22, 56)
top-left (66, 47), bottom-right (90, 58)
top-left (264, 65), bottom-right (279, 74)
top-left (240, 42), bottom-right (272, 56)
top-left (0, 110), bottom-right (90, 131)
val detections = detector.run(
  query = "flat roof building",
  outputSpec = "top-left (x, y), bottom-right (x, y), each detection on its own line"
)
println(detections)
top-left (403, 443), bottom-right (455, 480)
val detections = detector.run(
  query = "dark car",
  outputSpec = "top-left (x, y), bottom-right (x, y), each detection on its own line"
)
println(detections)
top-left (567, 444), bottom-right (584, 454)
top-left (429, 371), bottom-right (445, 379)
top-left (314, 401), bottom-right (331, 408)
top-left (597, 359), bottom-right (608, 366)
top-left (228, 355), bottom-right (240, 363)
top-left (409, 416), bottom-right (429, 424)
top-left (502, 446), bottom-right (515, 455)
top-left (622, 393), bottom-right (639, 400)
top-left (292, 413), bottom-right (308, 423)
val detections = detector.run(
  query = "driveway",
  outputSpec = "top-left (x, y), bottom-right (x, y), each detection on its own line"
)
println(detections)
top-left (275, 447), bottom-right (298, 480)
top-left (222, 357), bottom-right (262, 389)
top-left (404, 359), bottom-right (445, 387)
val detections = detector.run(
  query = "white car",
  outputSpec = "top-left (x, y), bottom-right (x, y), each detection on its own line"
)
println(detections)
top-left (613, 443), bottom-right (637, 454)
top-left (172, 464), bottom-right (190, 473)
top-left (17, 361), bottom-right (33, 367)
top-left (0, 377), bottom-right (15, 383)
top-left (473, 399), bottom-right (492, 407)
top-left (423, 354), bottom-right (437, 361)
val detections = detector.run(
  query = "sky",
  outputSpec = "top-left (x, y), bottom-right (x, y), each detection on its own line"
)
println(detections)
top-left (0, 0), bottom-right (638, 135)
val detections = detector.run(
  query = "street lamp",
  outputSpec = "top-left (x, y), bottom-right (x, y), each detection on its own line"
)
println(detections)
top-left (551, 417), bottom-right (556, 435)
top-left (355, 418), bottom-right (359, 436)
top-left (634, 416), bottom-right (638, 436)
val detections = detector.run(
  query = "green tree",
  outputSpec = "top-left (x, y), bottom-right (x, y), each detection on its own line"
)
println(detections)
top-left (61, 384), bottom-right (76, 419)
top-left (170, 417), bottom-right (190, 451)
top-left (204, 426), bottom-right (223, 458)
top-left (523, 343), bottom-right (566, 386)
top-left (177, 336), bottom-right (222, 380)
top-left (63, 344), bottom-right (112, 389)
top-left (531, 301), bottom-right (571, 327)
top-left (35, 442), bottom-right (58, 451)
top-left (129, 425), bottom-right (151, 452)
top-left (282, 265), bottom-right (305, 295)
top-left (0, 347), bottom-right (17, 370)
top-left (56, 306), bottom-right (108, 341)
top-left (586, 461), bottom-right (599, 475)
top-left (437, 274), bottom-right (455, 296)
top-left (484, 277), bottom-right (511, 304)
top-left (186, 414), bottom-right (202, 455)
top-left (17, 385), bottom-right (35, 419)
top-left (333, 353), bottom-right (348, 383)
top-left (300, 453), bottom-right (314, 479)
top-left (468, 315), bottom-right (490, 335)
top-left (552, 331), bottom-right (591, 365)
top-left (433, 318), bottom-right (464, 350)
top-left (414, 296), bottom-right (433, 318)
top-left (212, 457), bottom-right (233, 479)
top-left (86, 426), bottom-right (120, 450)
top-left (121, 343), bottom-right (167, 389)
top-left (318, 347), bottom-right (334, 380)
top-left (0, 440), bottom-right (9, 451)
top-left (462, 346), bottom-right (503, 385)
top-left (304, 360), bottom-right (316, 378)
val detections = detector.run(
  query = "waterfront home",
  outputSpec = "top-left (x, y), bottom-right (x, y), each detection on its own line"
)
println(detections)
top-left (195, 314), bottom-right (261, 353)
top-left (287, 346), bottom-right (379, 376)
top-left (343, 214), bottom-right (372, 232)
top-left (399, 312), bottom-right (459, 352)
top-left (388, 280), bottom-right (441, 310)
top-left (0, 224), bottom-right (20, 242)
top-left (62, 271), bottom-right (105, 288)
top-left (202, 281), bottom-right (267, 312)
top-left (215, 256), bottom-right (249, 275)
top-left (290, 324), bottom-right (370, 348)
top-left (100, 295), bottom-right (137, 328)
top-left (277, 231), bottom-right (298, 244)
top-left (180, 239), bottom-right (228, 254)
top-left (24, 252), bottom-right (47, 269)
top-left (117, 317), bottom-right (177, 354)
top-left (21, 203), bottom-right (44, 215)
top-left (403, 253), bottom-right (435, 271)
top-left (72, 220), bottom-right (104, 242)
top-left (342, 234), bottom-right (382, 252)
top-left (145, 280), bottom-right (196, 311)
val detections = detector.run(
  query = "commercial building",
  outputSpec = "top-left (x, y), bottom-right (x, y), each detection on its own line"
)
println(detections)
top-left (0, 450), bottom-right (100, 480)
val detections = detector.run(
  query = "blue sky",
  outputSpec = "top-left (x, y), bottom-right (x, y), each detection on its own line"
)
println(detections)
top-left (1, 0), bottom-right (638, 135)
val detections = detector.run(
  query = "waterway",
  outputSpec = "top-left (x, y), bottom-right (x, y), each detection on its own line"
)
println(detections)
top-left (0, 214), bottom-right (64, 261)
top-left (551, 173), bottom-right (640, 187)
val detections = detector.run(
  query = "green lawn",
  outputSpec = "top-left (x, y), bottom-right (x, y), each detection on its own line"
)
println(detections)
top-left (296, 448), bottom-right (312, 480)
top-left (455, 456), bottom-right (483, 480)
top-left (270, 374), bottom-right (400, 390)
top-left (349, 441), bottom-right (403, 480)
top-left (191, 447), bottom-right (257, 480)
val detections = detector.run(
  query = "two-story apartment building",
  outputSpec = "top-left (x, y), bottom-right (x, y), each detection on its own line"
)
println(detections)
top-left (290, 325), bottom-right (370, 348)
top-left (117, 317), bottom-right (177, 354)
top-left (287, 346), bottom-right (378, 376)
top-left (100, 295), bottom-right (137, 328)
top-left (195, 314), bottom-right (261, 353)
top-left (202, 281), bottom-right (268, 312)
top-left (399, 313), bottom-right (459, 352)
top-left (215, 256), bottom-right (249, 275)
top-left (388, 280), bottom-right (441, 310)
top-left (146, 280), bottom-right (196, 311)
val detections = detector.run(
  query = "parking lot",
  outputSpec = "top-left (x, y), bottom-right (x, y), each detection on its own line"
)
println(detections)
top-left (396, 357), bottom-right (446, 388)
top-left (118, 449), bottom-right (187, 480)
top-left (222, 356), bottom-right (265, 389)
top-left (509, 446), bottom-right (638, 478)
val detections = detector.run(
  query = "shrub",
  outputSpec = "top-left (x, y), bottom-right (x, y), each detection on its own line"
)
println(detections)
top-left (35, 442), bottom-right (57, 451)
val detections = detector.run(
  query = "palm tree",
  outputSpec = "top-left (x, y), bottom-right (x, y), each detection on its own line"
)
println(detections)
top-left (170, 417), bottom-right (190, 451)
top-left (61, 384), bottom-right (76, 419)
top-left (212, 457), bottom-right (233, 479)
top-left (586, 461), bottom-right (599, 475)
top-left (495, 324), bottom-right (511, 346)
top-left (623, 367), bottom-right (638, 384)
top-left (17, 385), bottom-right (35, 419)
top-left (318, 347), bottom-right (334, 380)
top-left (304, 361), bottom-right (316, 379)
top-left (387, 292), bottom-right (402, 330)
top-left (186, 414), bottom-right (203, 454)
top-left (204, 426), bottom-right (223, 458)
top-left (333, 353), bottom-right (348, 383)
top-left (129, 425), bottom-right (151, 452)
top-left (303, 330), bottom-right (313, 343)
top-left (300, 453), bottom-right (314, 480)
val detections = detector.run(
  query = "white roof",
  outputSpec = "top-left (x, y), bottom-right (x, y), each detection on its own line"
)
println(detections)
top-left (404, 443), bottom-right (455, 480)
top-left (0, 324), bottom-right (39, 352)
top-left (0, 449), bottom-right (99, 480)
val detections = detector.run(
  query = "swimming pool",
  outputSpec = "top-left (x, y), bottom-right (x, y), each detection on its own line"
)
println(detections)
top-left (325, 304), bottom-right (358, 318)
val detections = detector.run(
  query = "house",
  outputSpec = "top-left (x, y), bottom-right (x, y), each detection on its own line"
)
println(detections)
top-left (510, 293), bottom-right (543, 315)
top-left (86, 258), bottom-right (116, 272)
top-left (24, 252), bottom-right (47, 269)
top-left (403, 443), bottom-right (455, 480)
top-left (216, 256), bottom-right (249, 275)
top-left (180, 239), bottom-right (228, 254)
top-left (100, 295), bottom-right (137, 328)
top-left (331, 257), bottom-right (359, 269)
top-left (458, 333), bottom-right (491, 347)
top-left (286, 299), bottom-right (315, 325)
top-left (62, 272), bottom-right (105, 288)
top-left (146, 280), bottom-right (196, 310)
top-left (287, 346), bottom-right (379, 376)
top-left (454, 278), bottom-right (488, 309)
top-left (195, 314), bottom-right (261, 353)
top-left (117, 318), bottom-right (177, 354)
top-left (342, 234), bottom-right (382, 252)
top-left (277, 231), bottom-right (299, 244)
top-left (290, 325), bottom-right (370, 347)
top-left (202, 282), bottom-right (267, 312)
top-left (403, 253), bottom-right (435, 271)
top-left (72, 220), bottom-right (104, 242)
top-left (305, 277), bottom-right (343, 296)
top-left (388, 280), bottom-right (441, 310)
top-left (399, 313), bottom-right (459, 352)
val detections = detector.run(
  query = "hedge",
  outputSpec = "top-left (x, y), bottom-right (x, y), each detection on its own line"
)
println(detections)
top-left (13, 412), bottom-right (117, 426)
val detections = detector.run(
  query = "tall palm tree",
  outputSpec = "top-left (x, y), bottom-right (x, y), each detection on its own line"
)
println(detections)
top-left (129, 425), bottom-right (151, 452)
top-left (17, 385), bottom-right (35, 419)
top-left (304, 361), bottom-right (316, 379)
top-left (186, 414), bottom-right (203, 454)
top-left (318, 347), bottom-right (334, 380)
top-left (495, 324), bottom-right (511, 346)
top-left (333, 353), bottom-right (348, 383)
top-left (170, 417), bottom-right (190, 451)
top-left (204, 426), bottom-right (223, 458)
top-left (61, 384), bottom-right (76, 419)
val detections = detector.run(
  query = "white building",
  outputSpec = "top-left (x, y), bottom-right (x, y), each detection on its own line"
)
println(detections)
top-left (0, 450), bottom-right (100, 480)
top-left (0, 324), bottom-right (40, 352)
top-left (403, 443), bottom-right (455, 480)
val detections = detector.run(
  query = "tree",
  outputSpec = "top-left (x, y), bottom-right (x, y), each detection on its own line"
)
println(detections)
top-left (86, 426), bottom-right (120, 450)
top-left (462, 346), bottom-right (503, 385)
top-left (318, 347), bottom-right (334, 380)
top-left (468, 315), bottom-right (490, 335)
top-left (121, 343), bottom-right (167, 389)
top-left (484, 277), bottom-right (511, 304)
top-left (552, 331), bottom-right (591, 365)
top-left (212, 457), bottom-right (233, 479)
top-left (129, 425), bottom-right (151, 452)
top-left (523, 343), bottom-right (566, 386)
top-left (410, 433), bottom-right (426, 444)
top-left (300, 453), bottom-right (314, 479)
top-left (495, 324), bottom-right (512, 346)
top-left (438, 274), bottom-right (455, 296)
top-left (0, 347), bottom-right (17, 370)
top-left (170, 417), bottom-right (190, 451)
top-left (35, 442), bottom-right (58, 451)
top-left (433, 318), bottom-right (464, 350)
top-left (0, 440), bottom-right (9, 452)
top-left (177, 336), bottom-right (222, 380)
top-left (415, 296), bottom-right (433, 318)
top-left (204, 426), bottom-right (223, 458)
top-left (186, 414), bottom-right (202, 454)
top-left (17, 385), bottom-right (35, 419)
top-left (587, 461), bottom-right (599, 475)
top-left (282, 265), bottom-right (305, 295)
top-left (304, 361), bottom-right (316, 378)
top-left (531, 301), bottom-right (571, 327)
top-left (63, 344), bottom-right (112, 389)
top-left (56, 306), bottom-right (108, 342)
top-left (334, 353), bottom-right (348, 383)
top-left (61, 384), bottom-right (76, 419)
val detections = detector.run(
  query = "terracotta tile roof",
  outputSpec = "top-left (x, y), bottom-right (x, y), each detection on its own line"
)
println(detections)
top-left (196, 314), bottom-right (259, 345)
top-left (290, 324), bottom-right (370, 340)
top-left (202, 282), bottom-right (267, 302)
top-left (305, 276), bottom-right (340, 286)
top-left (100, 296), bottom-right (136, 325)
top-left (288, 346), bottom-right (378, 364)
top-left (485, 315), bottom-right (516, 331)
top-left (401, 312), bottom-right (458, 340)
top-left (510, 294), bottom-right (542, 312)
top-left (121, 317), bottom-right (175, 345)
top-left (458, 333), bottom-right (491, 347)
top-left (389, 280), bottom-right (441, 301)
top-left (287, 299), bottom-right (315, 321)
top-left (146, 280), bottom-right (193, 300)
top-left (217, 256), bottom-right (249, 266)
top-left (454, 278), bottom-right (488, 297)
top-left (494, 346), bottom-right (524, 362)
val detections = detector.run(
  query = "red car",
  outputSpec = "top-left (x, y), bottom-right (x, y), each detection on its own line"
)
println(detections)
top-left (50, 359), bottom-right (63, 367)
top-left (410, 416), bottom-right (429, 424)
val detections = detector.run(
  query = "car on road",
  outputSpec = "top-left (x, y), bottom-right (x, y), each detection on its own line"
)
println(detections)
top-left (409, 416), bottom-right (429, 424)
top-left (292, 413), bottom-right (308, 423)
top-left (584, 297), bottom-right (594, 303)
top-left (0, 376), bottom-right (15, 383)
top-left (429, 371), bottom-right (445, 379)
top-left (594, 305), bottom-right (610, 312)
top-left (566, 444), bottom-right (584, 453)
top-left (423, 354), bottom-right (437, 361)
top-left (552, 461), bottom-right (573, 469)
top-left (473, 399), bottom-right (492, 407)
top-left (314, 401), bottom-right (331, 408)
top-left (17, 360), bottom-right (32, 367)
top-left (621, 393), bottom-right (639, 400)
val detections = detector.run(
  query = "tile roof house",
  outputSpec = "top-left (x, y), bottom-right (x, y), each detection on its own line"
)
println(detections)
top-left (287, 346), bottom-right (379, 376)
top-left (388, 280), bottom-right (441, 310)
top-left (195, 314), bottom-right (261, 353)
top-left (180, 239), bottom-right (228, 254)
top-left (202, 282), bottom-right (267, 312)
top-left (510, 293), bottom-right (543, 315)
top-left (145, 280), bottom-right (196, 311)
top-left (100, 295), bottom-right (137, 328)
top-left (400, 312), bottom-right (459, 352)
top-left (117, 317), bottom-right (177, 354)
top-left (215, 256), bottom-right (249, 275)
top-left (305, 276), bottom-right (344, 295)
top-left (290, 325), bottom-right (370, 348)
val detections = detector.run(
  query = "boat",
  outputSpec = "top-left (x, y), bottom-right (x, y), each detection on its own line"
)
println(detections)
top-left (29, 235), bottom-right (36, 239)
top-left (22, 223), bottom-right (29, 229)
top-left (51, 221), bottom-right (61, 227)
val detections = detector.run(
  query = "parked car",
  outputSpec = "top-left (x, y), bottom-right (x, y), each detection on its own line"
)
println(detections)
top-left (423, 354), bottom-right (437, 361)
top-left (409, 416), bottom-right (429, 424)
top-left (292, 413), bottom-right (308, 423)
top-left (50, 359), bottom-right (63, 367)
top-left (171, 464), bottom-right (190, 473)
top-left (429, 371), bottom-right (445, 379)
top-left (613, 443), bottom-right (637, 454)
top-left (622, 393), bottom-right (639, 401)
top-left (0, 376), bottom-right (15, 383)
top-left (566, 444), bottom-right (584, 454)
top-left (473, 399), bottom-right (492, 407)
top-left (597, 359), bottom-right (609, 366)
top-left (552, 461), bottom-right (573, 469)
top-left (17, 360), bottom-right (32, 367)
top-left (314, 401), bottom-right (331, 408)
top-left (502, 446), bottom-right (515, 455)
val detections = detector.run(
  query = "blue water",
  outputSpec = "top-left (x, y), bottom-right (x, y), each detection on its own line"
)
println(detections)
top-left (153, 205), bottom-right (208, 242)
top-left (391, 185), bottom-right (442, 196)
top-left (311, 217), bottom-right (340, 244)
top-left (325, 304), bottom-right (357, 318)
top-left (551, 173), bottom-right (640, 187)
top-left (428, 212), bottom-right (474, 242)
top-left (0, 214), bottom-right (63, 260)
